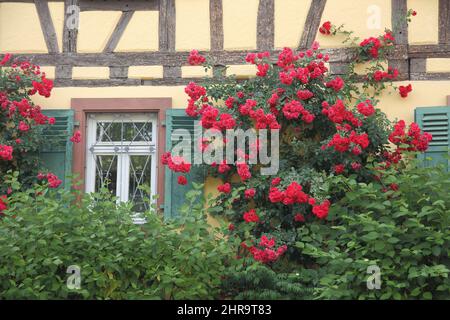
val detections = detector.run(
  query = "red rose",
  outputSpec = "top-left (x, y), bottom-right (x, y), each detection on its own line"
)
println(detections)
top-left (244, 188), bottom-right (256, 199)
top-left (319, 21), bottom-right (332, 35)
top-left (294, 213), bottom-right (305, 222)
top-left (217, 183), bottom-right (231, 194)
top-left (334, 164), bottom-right (345, 174)
top-left (390, 183), bottom-right (399, 191)
top-left (177, 175), bottom-right (187, 185)
top-left (312, 200), bottom-right (331, 219)
top-left (70, 130), bottom-right (81, 143)
top-left (399, 84), bottom-right (412, 98)
top-left (243, 209), bottom-right (260, 223)
top-left (187, 49), bottom-right (206, 66)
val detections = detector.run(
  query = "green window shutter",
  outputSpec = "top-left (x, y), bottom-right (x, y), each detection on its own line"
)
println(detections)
top-left (164, 109), bottom-right (205, 219)
top-left (415, 106), bottom-right (450, 171)
top-left (40, 110), bottom-right (75, 189)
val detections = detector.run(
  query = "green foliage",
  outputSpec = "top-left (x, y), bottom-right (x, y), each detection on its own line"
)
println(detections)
top-left (230, 161), bottom-right (450, 300)
top-left (0, 173), bottom-right (233, 299)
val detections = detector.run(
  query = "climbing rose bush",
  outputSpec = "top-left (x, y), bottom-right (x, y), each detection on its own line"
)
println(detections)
top-left (166, 23), bottom-right (432, 268)
top-left (0, 54), bottom-right (66, 214)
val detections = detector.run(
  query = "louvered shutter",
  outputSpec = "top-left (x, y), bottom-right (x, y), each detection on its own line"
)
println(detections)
top-left (40, 110), bottom-right (75, 189)
top-left (415, 107), bottom-right (450, 171)
top-left (164, 109), bottom-right (205, 219)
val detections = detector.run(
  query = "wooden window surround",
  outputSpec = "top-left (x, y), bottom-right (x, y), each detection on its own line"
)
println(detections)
top-left (71, 98), bottom-right (172, 208)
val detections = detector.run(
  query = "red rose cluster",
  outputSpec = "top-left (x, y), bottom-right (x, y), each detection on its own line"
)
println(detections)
top-left (161, 152), bottom-right (191, 173)
top-left (37, 172), bottom-right (62, 189)
top-left (0, 195), bottom-right (7, 216)
top-left (243, 209), bottom-right (259, 223)
top-left (269, 181), bottom-right (330, 220)
top-left (70, 130), bottom-right (81, 143)
top-left (245, 235), bottom-right (287, 264)
top-left (187, 50), bottom-right (206, 66)
top-left (0, 145), bottom-right (13, 161)
top-left (359, 31), bottom-right (395, 59)
top-left (373, 66), bottom-right (399, 82)
top-left (319, 21), bottom-right (332, 35)
top-left (399, 84), bottom-right (413, 98)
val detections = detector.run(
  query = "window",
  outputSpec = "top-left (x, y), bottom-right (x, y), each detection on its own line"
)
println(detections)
top-left (85, 113), bottom-right (158, 212)
top-left (71, 98), bottom-right (171, 212)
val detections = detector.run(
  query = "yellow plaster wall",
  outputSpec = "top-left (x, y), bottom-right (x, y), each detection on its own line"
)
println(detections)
top-left (377, 81), bottom-right (450, 124)
top-left (181, 66), bottom-right (212, 78)
top-left (0, 3), bottom-right (47, 53)
top-left (40, 66), bottom-right (56, 79)
top-left (77, 11), bottom-right (122, 53)
top-left (408, 0), bottom-right (439, 45)
top-left (128, 66), bottom-right (164, 79)
top-left (354, 61), bottom-right (388, 75)
top-left (226, 64), bottom-right (257, 78)
top-left (72, 67), bottom-right (110, 80)
top-left (115, 11), bottom-right (159, 52)
top-left (426, 58), bottom-right (450, 73)
top-left (48, 1), bottom-right (65, 52)
top-left (176, 0), bottom-right (210, 51)
top-left (317, 0), bottom-right (391, 48)
top-left (274, 0), bottom-right (312, 49)
top-left (222, 0), bottom-right (259, 50)
top-left (31, 86), bottom-right (187, 109)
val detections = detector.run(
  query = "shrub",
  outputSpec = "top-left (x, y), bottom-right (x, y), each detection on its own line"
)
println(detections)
top-left (300, 160), bottom-right (450, 300)
top-left (0, 173), bottom-right (232, 299)
top-left (221, 160), bottom-right (450, 300)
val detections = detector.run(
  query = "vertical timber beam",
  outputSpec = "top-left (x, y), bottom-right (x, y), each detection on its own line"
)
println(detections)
top-left (63, 0), bottom-right (79, 53)
top-left (299, 0), bottom-right (327, 49)
top-left (391, 0), bottom-right (410, 80)
top-left (34, 0), bottom-right (59, 53)
top-left (210, 0), bottom-right (224, 51)
top-left (439, 0), bottom-right (450, 44)
top-left (257, 0), bottom-right (274, 50)
top-left (159, 0), bottom-right (176, 51)
top-left (103, 11), bottom-right (135, 53)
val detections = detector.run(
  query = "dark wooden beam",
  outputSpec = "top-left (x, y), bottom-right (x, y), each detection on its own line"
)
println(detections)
top-left (409, 58), bottom-right (426, 74)
top-left (159, 0), bottom-right (176, 51)
top-left (391, 0), bottom-right (408, 44)
top-left (299, 0), bottom-right (327, 49)
top-left (79, 0), bottom-right (158, 11)
top-left (54, 77), bottom-right (200, 87)
top-left (210, 0), bottom-right (224, 51)
top-left (109, 66), bottom-right (129, 79)
top-left (10, 45), bottom-right (409, 67)
top-left (163, 66), bottom-right (181, 78)
top-left (55, 65), bottom-right (72, 79)
top-left (257, 0), bottom-right (274, 50)
top-left (410, 72), bottom-right (450, 80)
top-left (63, 0), bottom-right (79, 53)
top-left (103, 11), bottom-right (135, 53)
top-left (409, 44), bottom-right (450, 58)
top-left (439, 0), bottom-right (450, 44)
top-left (34, 0), bottom-right (60, 53)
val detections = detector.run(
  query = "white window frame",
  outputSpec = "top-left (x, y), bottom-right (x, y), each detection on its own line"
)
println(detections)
top-left (85, 113), bottom-right (158, 208)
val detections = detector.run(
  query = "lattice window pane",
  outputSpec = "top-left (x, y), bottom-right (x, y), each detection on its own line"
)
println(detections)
top-left (129, 155), bottom-right (152, 212)
top-left (95, 155), bottom-right (118, 195)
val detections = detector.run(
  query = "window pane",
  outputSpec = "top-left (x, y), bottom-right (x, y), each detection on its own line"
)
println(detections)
top-left (95, 155), bottom-right (118, 195)
top-left (129, 155), bottom-right (151, 212)
top-left (96, 121), bottom-right (121, 142)
top-left (122, 121), bottom-right (153, 142)
top-left (96, 120), bottom-right (153, 143)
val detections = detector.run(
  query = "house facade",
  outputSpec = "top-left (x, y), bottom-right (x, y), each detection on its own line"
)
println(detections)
top-left (1, 0), bottom-right (449, 216)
